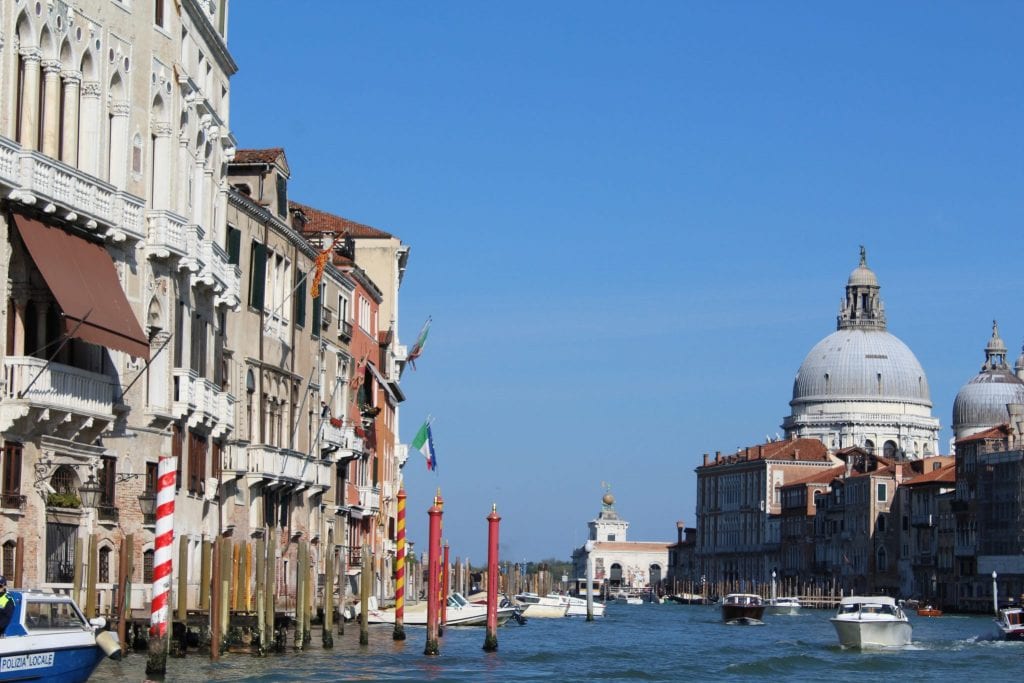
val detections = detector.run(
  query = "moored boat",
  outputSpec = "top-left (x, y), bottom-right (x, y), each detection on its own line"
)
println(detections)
top-left (765, 597), bottom-right (803, 615)
top-left (0, 589), bottom-right (122, 683)
top-left (720, 593), bottom-right (765, 624)
top-left (514, 592), bottom-right (568, 618)
top-left (613, 592), bottom-right (644, 605)
top-left (995, 607), bottom-right (1024, 640)
top-left (830, 596), bottom-right (912, 648)
top-left (366, 591), bottom-right (514, 626)
top-left (558, 594), bottom-right (606, 617)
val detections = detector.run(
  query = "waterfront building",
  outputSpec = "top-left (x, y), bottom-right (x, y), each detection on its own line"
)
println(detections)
top-left (288, 201), bottom-right (409, 603)
top-left (783, 248), bottom-right (940, 459)
top-left (693, 438), bottom-right (835, 585)
top-left (777, 464), bottom-right (842, 580)
top-left (0, 0), bottom-right (412, 628)
top-left (900, 457), bottom-right (955, 603)
top-left (951, 322), bottom-right (1024, 441)
top-left (665, 521), bottom-right (697, 593)
top-left (571, 492), bottom-right (669, 593)
top-left (0, 0), bottom-right (237, 613)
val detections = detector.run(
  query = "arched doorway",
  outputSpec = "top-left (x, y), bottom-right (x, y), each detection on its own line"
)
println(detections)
top-left (610, 563), bottom-right (622, 588)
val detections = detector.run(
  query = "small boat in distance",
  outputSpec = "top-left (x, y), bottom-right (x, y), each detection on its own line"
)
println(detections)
top-left (995, 607), bottom-right (1024, 640)
top-left (915, 605), bottom-right (942, 617)
top-left (613, 591), bottom-right (644, 605)
top-left (558, 594), bottom-right (606, 617)
top-left (830, 596), bottom-right (912, 648)
top-left (0, 589), bottom-right (122, 683)
top-left (720, 593), bottom-right (765, 624)
top-left (765, 597), bottom-right (803, 615)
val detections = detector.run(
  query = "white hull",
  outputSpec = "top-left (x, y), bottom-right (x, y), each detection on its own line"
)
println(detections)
top-left (565, 601), bottom-right (605, 617)
top-left (831, 618), bottom-right (912, 648)
top-left (520, 603), bottom-right (568, 618)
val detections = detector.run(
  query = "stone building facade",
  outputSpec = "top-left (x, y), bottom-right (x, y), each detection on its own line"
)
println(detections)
top-left (0, 1), bottom-right (410, 623)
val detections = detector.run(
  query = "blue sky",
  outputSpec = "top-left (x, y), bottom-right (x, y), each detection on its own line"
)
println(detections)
top-left (228, 3), bottom-right (1024, 561)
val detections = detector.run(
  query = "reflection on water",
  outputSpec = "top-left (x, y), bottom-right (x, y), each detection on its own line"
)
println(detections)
top-left (89, 605), bottom-right (1012, 682)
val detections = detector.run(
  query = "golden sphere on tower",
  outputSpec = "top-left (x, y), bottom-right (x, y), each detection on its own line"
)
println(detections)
top-left (602, 493), bottom-right (615, 506)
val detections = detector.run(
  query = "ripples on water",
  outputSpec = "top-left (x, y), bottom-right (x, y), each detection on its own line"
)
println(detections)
top-left (90, 605), bottom-right (1024, 682)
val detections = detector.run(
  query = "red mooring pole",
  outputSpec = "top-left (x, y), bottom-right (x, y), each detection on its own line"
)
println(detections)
top-left (394, 486), bottom-right (407, 641)
top-left (483, 504), bottom-right (501, 651)
top-left (425, 495), bottom-right (442, 656)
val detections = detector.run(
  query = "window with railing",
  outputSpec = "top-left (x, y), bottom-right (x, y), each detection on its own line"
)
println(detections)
top-left (1, 442), bottom-right (24, 510)
top-left (45, 522), bottom-right (76, 583)
top-left (188, 431), bottom-right (207, 496)
top-left (98, 547), bottom-right (110, 583)
top-left (2, 540), bottom-right (15, 579)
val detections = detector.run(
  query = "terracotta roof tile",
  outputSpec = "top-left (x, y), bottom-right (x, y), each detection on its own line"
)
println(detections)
top-left (904, 463), bottom-right (956, 486)
top-left (289, 200), bottom-right (393, 239)
top-left (782, 465), bottom-right (846, 488)
top-left (234, 148), bottom-right (285, 164)
top-left (955, 424), bottom-right (1010, 445)
top-left (703, 438), bottom-right (830, 468)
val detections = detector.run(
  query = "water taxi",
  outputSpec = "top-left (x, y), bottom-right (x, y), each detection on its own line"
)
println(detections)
top-left (995, 607), bottom-right (1024, 640)
top-left (720, 593), bottom-right (765, 624)
top-left (830, 596), bottom-right (911, 648)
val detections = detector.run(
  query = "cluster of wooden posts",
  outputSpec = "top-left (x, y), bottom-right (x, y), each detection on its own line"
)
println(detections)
top-left (669, 577), bottom-right (845, 608)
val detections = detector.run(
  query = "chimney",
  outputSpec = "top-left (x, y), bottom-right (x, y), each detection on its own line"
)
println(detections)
top-left (703, 453), bottom-right (709, 466)
top-left (676, 521), bottom-right (684, 544)
top-left (715, 451), bottom-right (721, 464)
top-left (758, 445), bottom-right (763, 458)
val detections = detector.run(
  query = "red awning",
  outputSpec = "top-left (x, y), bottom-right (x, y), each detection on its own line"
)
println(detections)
top-left (14, 214), bottom-right (150, 360)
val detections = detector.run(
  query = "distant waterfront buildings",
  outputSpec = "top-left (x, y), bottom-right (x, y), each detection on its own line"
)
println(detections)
top-left (571, 491), bottom-right (669, 594)
top-left (691, 252), bottom-right (1024, 611)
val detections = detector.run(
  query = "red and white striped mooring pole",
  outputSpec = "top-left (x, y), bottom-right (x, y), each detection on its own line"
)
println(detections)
top-left (145, 455), bottom-right (177, 676)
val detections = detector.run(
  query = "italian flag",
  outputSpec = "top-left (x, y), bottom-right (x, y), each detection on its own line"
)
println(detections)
top-left (411, 421), bottom-right (437, 471)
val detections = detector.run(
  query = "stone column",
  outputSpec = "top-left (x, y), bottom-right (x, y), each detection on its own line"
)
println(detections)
top-left (60, 70), bottom-right (81, 165)
top-left (18, 49), bottom-right (41, 150)
top-left (108, 101), bottom-right (130, 188)
top-left (78, 82), bottom-right (102, 176)
top-left (151, 124), bottom-right (173, 210)
top-left (40, 60), bottom-right (62, 158)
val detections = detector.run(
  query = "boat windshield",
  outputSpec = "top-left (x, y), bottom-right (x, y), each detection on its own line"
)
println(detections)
top-left (450, 593), bottom-right (469, 607)
top-left (839, 603), bottom-right (896, 616)
top-left (24, 598), bottom-right (89, 632)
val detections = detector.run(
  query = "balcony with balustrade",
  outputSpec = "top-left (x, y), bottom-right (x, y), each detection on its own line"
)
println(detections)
top-left (320, 420), bottom-right (364, 461)
top-left (244, 445), bottom-right (331, 490)
top-left (7, 146), bottom-right (145, 243)
top-left (357, 485), bottom-right (381, 513)
top-left (145, 209), bottom-right (189, 260)
top-left (1, 356), bottom-right (118, 441)
top-left (172, 369), bottom-right (235, 437)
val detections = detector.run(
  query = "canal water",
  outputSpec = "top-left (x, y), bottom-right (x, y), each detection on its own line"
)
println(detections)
top-left (91, 604), bottom-right (1021, 682)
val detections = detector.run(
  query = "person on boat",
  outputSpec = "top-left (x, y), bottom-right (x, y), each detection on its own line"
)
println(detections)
top-left (0, 576), bottom-right (13, 636)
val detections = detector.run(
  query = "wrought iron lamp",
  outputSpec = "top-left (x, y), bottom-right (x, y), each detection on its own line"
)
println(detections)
top-left (78, 475), bottom-right (103, 509)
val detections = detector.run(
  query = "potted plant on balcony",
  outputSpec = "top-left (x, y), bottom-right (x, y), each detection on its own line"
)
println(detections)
top-left (46, 491), bottom-right (82, 509)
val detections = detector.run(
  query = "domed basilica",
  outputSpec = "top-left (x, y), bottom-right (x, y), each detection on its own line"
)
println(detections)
top-left (951, 321), bottom-right (1024, 440)
top-left (781, 248), bottom-right (940, 459)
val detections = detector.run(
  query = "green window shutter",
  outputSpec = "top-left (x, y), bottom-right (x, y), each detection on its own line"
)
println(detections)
top-left (249, 241), bottom-right (267, 310)
top-left (294, 270), bottom-right (306, 328)
top-left (276, 175), bottom-right (288, 218)
top-left (227, 227), bottom-right (241, 265)
top-left (311, 285), bottom-right (322, 332)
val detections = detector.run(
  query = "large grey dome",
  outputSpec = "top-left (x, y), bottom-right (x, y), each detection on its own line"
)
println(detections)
top-left (792, 329), bottom-right (932, 407)
top-left (952, 321), bottom-right (1024, 437)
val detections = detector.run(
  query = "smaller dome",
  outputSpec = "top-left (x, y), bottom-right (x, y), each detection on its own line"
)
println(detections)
top-left (847, 245), bottom-right (878, 287)
top-left (847, 264), bottom-right (878, 288)
top-left (602, 493), bottom-right (615, 506)
top-left (953, 323), bottom-right (1024, 437)
top-left (986, 320), bottom-right (1007, 359)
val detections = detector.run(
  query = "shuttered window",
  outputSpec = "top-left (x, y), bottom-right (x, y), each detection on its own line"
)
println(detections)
top-left (294, 270), bottom-right (306, 328)
top-left (249, 241), bottom-right (267, 310)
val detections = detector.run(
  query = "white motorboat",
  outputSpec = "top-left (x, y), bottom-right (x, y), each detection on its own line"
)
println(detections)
top-left (366, 591), bottom-right (514, 626)
top-left (995, 607), bottom-right (1024, 640)
top-left (765, 597), bottom-right (803, 615)
top-left (0, 589), bottom-right (122, 683)
top-left (514, 592), bottom-right (568, 618)
top-left (613, 592), bottom-right (644, 605)
top-left (830, 596), bottom-right (912, 648)
top-left (554, 594), bottom-right (606, 617)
